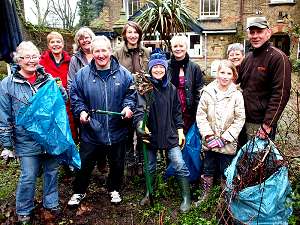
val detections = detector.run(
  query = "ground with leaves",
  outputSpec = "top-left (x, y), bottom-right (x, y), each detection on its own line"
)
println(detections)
top-left (0, 160), bottom-right (222, 225)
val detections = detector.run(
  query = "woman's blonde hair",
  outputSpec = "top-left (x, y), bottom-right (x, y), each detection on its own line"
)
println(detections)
top-left (47, 31), bottom-right (64, 44)
top-left (74, 27), bottom-right (95, 51)
top-left (13, 41), bottom-right (40, 63)
top-left (217, 59), bottom-right (238, 82)
top-left (170, 35), bottom-right (189, 49)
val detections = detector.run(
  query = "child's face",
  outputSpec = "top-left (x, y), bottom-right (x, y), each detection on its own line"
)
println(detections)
top-left (151, 65), bottom-right (166, 80)
top-left (217, 66), bottom-right (233, 88)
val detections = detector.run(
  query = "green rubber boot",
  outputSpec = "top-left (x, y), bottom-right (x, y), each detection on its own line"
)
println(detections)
top-left (177, 177), bottom-right (191, 213)
top-left (140, 173), bottom-right (154, 206)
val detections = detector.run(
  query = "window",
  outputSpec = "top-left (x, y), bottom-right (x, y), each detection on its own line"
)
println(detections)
top-left (123, 0), bottom-right (141, 18)
top-left (199, 0), bottom-right (220, 19)
top-left (186, 33), bottom-right (203, 57)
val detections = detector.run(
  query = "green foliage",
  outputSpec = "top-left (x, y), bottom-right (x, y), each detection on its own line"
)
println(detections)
top-left (134, 0), bottom-right (199, 50)
top-left (289, 172), bottom-right (300, 225)
top-left (292, 59), bottom-right (300, 72)
top-left (0, 160), bottom-right (20, 200)
top-left (77, 0), bottom-right (104, 26)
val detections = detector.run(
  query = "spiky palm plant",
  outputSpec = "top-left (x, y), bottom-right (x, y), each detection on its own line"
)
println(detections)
top-left (134, 0), bottom-right (196, 50)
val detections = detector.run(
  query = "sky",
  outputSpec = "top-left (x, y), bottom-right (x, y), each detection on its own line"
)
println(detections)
top-left (23, 0), bottom-right (79, 26)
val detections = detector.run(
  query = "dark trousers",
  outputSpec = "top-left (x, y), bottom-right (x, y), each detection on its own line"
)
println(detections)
top-left (73, 140), bottom-right (126, 194)
top-left (203, 151), bottom-right (234, 179)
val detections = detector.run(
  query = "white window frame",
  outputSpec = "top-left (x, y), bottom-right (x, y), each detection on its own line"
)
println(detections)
top-left (199, 0), bottom-right (220, 20)
top-left (269, 0), bottom-right (296, 4)
top-left (185, 32), bottom-right (203, 57)
top-left (123, 0), bottom-right (141, 18)
top-left (297, 38), bottom-right (300, 60)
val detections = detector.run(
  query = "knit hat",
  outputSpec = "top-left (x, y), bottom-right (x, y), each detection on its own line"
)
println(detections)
top-left (148, 50), bottom-right (168, 73)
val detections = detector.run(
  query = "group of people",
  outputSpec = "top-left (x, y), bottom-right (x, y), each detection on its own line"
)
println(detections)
top-left (0, 16), bottom-right (291, 224)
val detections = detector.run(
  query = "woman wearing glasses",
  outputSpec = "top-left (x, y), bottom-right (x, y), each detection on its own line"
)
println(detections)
top-left (0, 41), bottom-right (66, 224)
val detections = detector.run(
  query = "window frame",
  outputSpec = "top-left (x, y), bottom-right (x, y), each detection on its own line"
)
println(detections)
top-left (199, 0), bottom-right (221, 20)
top-left (186, 32), bottom-right (203, 57)
top-left (123, 0), bottom-right (141, 18)
top-left (269, 0), bottom-right (296, 4)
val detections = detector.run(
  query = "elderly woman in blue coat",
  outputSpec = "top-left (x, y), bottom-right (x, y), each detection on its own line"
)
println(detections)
top-left (0, 41), bottom-right (64, 224)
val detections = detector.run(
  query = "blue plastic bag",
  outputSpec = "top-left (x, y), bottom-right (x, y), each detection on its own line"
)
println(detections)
top-left (16, 79), bottom-right (81, 169)
top-left (225, 138), bottom-right (292, 225)
top-left (165, 123), bottom-right (202, 182)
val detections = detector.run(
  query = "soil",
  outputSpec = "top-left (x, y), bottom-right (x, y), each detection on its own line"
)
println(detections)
top-left (0, 165), bottom-right (184, 225)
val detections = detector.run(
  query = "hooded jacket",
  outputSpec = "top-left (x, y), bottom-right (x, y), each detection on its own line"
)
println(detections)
top-left (70, 56), bottom-right (136, 145)
top-left (0, 69), bottom-right (52, 156)
top-left (196, 80), bottom-right (245, 155)
top-left (134, 75), bottom-right (184, 150)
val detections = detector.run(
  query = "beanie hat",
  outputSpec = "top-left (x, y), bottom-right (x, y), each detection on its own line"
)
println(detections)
top-left (148, 50), bottom-right (168, 73)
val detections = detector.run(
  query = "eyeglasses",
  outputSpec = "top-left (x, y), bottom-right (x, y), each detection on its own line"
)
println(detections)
top-left (19, 55), bottom-right (40, 62)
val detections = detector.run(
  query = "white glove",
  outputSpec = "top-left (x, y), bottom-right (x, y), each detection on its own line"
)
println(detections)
top-left (1, 148), bottom-right (15, 161)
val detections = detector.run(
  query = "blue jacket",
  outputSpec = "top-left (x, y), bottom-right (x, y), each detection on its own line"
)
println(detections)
top-left (70, 56), bottom-right (136, 145)
top-left (0, 68), bottom-right (67, 156)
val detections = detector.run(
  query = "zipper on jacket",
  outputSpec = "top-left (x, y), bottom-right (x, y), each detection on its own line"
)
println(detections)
top-left (104, 81), bottom-right (112, 145)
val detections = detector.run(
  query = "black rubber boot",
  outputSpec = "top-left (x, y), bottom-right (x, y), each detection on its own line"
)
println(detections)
top-left (177, 176), bottom-right (191, 213)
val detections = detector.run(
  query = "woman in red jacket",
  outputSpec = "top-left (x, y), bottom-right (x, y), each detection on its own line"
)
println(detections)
top-left (40, 31), bottom-right (77, 143)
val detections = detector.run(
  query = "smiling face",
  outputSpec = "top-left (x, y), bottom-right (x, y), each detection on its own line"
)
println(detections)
top-left (18, 49), bottom-right (40, 77)
top-left (125, 26), bottom-right (139, 48)
top-left (171, 36), bottom-right (188, 61)
top-left (48, 37), bottom-right (64, 55)
top-left (92, 37), bottom-right (112, 70)
top-left (79, 32), bottom-right (92, 53)
top-left (217, 65), bottom-right (234, 89)
top-left (248, 27), bottom-right (271, 49)
top-left (228, 50), bottom-right (244, 67)
top-left (151, 64), bottom-right (166, 80)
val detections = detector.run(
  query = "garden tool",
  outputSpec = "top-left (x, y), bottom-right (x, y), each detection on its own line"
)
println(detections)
top-left (90, 109), bottom-right (126, 117)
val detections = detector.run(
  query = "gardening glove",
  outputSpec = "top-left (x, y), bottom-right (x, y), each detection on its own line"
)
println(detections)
top-left (178, 129), bottom-right (185, 149)
top-left (1, 148), bottom-right (15, 162)
top-left (256, 123), bottom-right (272, 139)
top-left (136, 121), bottom-right (151, 143)
top-left (207, 138), bottom-right (225, 149)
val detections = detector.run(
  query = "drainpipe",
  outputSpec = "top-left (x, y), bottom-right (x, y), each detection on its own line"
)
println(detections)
top-left (204, 33), bottom-right (207, 72)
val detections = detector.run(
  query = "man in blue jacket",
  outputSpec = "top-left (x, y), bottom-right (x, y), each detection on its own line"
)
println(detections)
top-left (68, 36), bottom-right (136, 205)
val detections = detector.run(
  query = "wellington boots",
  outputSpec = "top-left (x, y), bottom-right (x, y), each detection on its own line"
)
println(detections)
top-left (177, 177), bottom-right (191, 213)
top-left (195, 175), bottom-right (214, 207)
top-left (140, 174), bottom-right (154, 206)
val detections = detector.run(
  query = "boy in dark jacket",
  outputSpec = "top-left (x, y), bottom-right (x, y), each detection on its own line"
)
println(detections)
top-left (134, 51), bottom-right (191, 213)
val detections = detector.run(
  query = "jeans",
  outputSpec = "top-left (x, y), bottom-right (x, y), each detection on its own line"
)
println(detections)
top-left (16, 154), bottom-right (59, 216)
top-left (146, 146), bottom-right (190, 177)
top-left (73, 140), bottom-right (126, 194)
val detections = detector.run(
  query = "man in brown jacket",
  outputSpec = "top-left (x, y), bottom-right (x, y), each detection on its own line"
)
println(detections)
top-left (237, 17), bottom-right (291, 141)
